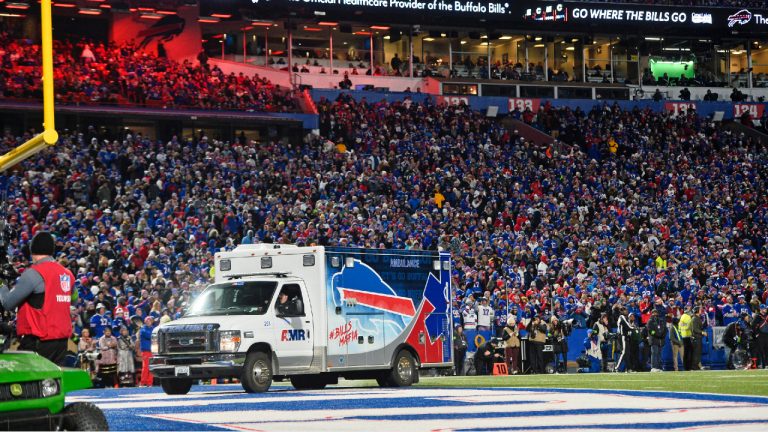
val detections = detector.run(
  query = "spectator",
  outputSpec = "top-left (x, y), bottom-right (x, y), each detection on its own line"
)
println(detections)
top-left (647, 309), bottom-right (667, 372)
top-left (117, 326), bottom-right (135, 386)
top-left (670, 317), bottom-right (685, 371)
top-left (97, 326), bottom-right (118, 387)
top-left (139, 317), bottom-right (155, 387)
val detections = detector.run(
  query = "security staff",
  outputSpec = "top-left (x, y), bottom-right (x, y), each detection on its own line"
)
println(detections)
top-left (0, 232), bottom-right (74, 365)
top-left (679, 306), bottom-right (693, 371)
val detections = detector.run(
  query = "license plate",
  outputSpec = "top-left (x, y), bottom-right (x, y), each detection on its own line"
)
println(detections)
top-left (174, 366), bottom-right (190, 376)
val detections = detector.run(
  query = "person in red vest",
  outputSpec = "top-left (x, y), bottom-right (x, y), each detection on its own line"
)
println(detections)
top-left (0, 231), bottom-right (74, 365)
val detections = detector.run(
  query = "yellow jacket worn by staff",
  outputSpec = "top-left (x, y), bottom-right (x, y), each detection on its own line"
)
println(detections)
top-left (679, 312), bottom-right (692, 338)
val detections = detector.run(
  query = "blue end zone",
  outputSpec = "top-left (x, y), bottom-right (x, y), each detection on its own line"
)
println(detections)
top-left (70, 384), bottom-right (768, 431)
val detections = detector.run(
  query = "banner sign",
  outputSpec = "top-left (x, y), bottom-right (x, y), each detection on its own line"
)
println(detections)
top-left (508, 98), bottom-right (540, 112)
top-left (664, 101), bottom-right (697, 116)
top-left (111, 5), bottom-right (202, 63)
top-left (733, 103), bottom-right (765, 119)
top-left (244, 0), bottom-right (768, 34)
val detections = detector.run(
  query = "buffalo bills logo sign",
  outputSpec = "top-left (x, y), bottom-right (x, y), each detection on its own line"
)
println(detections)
top-left (728, 9), bottom-right (752, 27)
top-left (59, 274), bottom-right (71, 293)
top-left (138, 15), bottom-right (186, 50)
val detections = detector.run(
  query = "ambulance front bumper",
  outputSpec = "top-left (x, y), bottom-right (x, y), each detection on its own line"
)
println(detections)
top-left (149, 353), bottom-right (247, 379)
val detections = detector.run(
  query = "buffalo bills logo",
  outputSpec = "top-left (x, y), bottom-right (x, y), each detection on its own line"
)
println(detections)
top-left (60, 274), bottom-right (71, 293)
top-left (728, 9), bottom-right (752, 27)
top-left (138, 15), bottom-right (186, 50)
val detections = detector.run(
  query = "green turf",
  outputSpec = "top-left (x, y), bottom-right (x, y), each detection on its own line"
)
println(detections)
top-left (417, 371), bottom-right (768, 397)
top-left (341, 370), bottom-right (768, 397)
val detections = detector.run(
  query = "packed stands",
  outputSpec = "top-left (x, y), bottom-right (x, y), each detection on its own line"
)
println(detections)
top-left (0, 33), bottom-right (301, 113)
top-left (1, 92), bottom-right (765, 332)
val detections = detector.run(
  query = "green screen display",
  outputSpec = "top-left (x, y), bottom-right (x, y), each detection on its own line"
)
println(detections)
top-left (649, 59), bottom-right (695, 80)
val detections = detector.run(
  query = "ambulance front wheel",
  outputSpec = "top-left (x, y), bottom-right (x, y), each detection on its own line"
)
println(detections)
top-left (242, 351), bottom-right (273, 393)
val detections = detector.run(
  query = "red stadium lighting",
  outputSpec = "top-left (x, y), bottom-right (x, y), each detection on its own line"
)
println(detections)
top-left (78, 7), bottom-right (101, 15)
top-left (251, 21), bottom-right (273, 27)
top-left (370, 25), bottom-right (390, 30)
top-left (210, 34), bottom-right (224, 39)
top-left (87, 0), bottom-right (105, 2)
top-left (211, 13), bottom-right (231, 19)
top-left (198, 16), bottom-right (220, 23)
top-left (354, 31), bottom-right (372, 36)
top-left (240, 25), bottom-right (255, 31)
top-left (7, 2), bottom-right (30, 9)
top-left (99, 3), bottom-right (110, 8)
top-left (137, 7), bottom-right (154, 12)
top-left (304, 27), bottom-right (322, 32)
top-left (318, 21), bottom-right (337, 26)
top-left (156, 10), bottom-right (177, 15)
top-left (140, 12), bottom-right (162, 20)
top-left (53, 2), bottom-right (77, 7)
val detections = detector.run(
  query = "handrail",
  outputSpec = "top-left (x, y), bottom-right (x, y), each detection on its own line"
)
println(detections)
top-left (0, 0), bottom-right (57, 172)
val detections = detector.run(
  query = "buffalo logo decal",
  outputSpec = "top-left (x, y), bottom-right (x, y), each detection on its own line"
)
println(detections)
top-left (727, 9), bottom-right (752, 27)
top-left (138, 15), bottom-right (186, 49)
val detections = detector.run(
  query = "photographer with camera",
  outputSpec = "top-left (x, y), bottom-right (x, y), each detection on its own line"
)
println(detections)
top-left (475, 337), bottom-right (503, 375)
top-left (0, 232), bottom-right (75, 365)
top-left (550, 317), bottom-right (571, 373)
top-left (77, 328), bottom-right (99, 379)
top-left (527, 315), bottom-right (547, 374)
top-left (592, 313), bottom-right (612, 372)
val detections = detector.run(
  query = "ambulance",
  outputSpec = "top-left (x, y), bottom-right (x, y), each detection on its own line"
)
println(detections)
top-left (149, 244), bottom-right (453, 394)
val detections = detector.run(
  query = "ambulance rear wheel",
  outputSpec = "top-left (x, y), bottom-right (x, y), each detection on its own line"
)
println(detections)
top-left (290, 375), bottom-right (327, 390)
top-left (161, 378), bottom-right (192, 395)
top-left (385, 350), bottom-right (416, 387)
top-left (242, 352), bottom-right (273, 393)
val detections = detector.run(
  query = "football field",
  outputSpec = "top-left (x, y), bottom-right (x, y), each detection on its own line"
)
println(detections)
top-left (70, 371), bottom-right (768, 431)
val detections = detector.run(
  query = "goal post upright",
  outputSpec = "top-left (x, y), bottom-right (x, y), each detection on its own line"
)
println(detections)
top-left (0, 0), bottom-right (58, 172)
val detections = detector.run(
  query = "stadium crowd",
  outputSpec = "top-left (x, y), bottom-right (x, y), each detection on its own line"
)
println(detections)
top-left (0, 88), bottom-right (767, 383)
top-left (0, 33), bottom-right (301, 113)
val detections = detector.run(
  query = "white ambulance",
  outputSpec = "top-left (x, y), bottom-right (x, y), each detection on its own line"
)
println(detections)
top-left (150, 244), bottom-right (453, 394)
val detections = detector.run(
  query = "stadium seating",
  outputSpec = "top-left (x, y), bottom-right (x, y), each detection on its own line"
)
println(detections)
top-left (0, 35), bottom-right (301, 113)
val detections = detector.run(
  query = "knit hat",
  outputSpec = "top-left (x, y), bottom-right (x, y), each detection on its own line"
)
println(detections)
top-left (30, 231), bottom-right (55, 256)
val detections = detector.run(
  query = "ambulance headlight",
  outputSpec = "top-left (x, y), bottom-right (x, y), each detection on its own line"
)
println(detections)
top-left (151, 333), bottom-right (159, 354)
top-left (219, 331), bottom-right (241, 352)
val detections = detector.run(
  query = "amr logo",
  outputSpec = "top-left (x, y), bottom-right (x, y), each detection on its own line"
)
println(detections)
top-left (281, 329), bottom-right (308, 341)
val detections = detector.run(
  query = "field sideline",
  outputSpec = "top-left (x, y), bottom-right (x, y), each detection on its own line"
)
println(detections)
top-left (333, 370), bottom-right (768, 397)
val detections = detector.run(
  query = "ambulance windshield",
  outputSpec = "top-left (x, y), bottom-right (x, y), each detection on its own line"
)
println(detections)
top-left (186, 281), bottom-right (278, 316)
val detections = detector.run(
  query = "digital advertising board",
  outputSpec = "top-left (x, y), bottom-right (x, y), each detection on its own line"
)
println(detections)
top-left (232, 0), bottom-right (768, 36)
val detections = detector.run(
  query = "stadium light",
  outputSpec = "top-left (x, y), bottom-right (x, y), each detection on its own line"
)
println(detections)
top-left (140, 12), bottom-right (162, 20)
top-left (78, 7), bottom-right (101, 15)
top-left (7, 2), bottom-right (30, 9)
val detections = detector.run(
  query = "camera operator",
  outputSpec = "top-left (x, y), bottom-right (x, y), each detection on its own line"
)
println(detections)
top-left (527, 315), bottom-right (547, 374)
top-left (550, 317), bottom-right (570, 373)
top-left (723, 312), bottom-right (752, 369)
top-left (0, 232), bottom-right (75, 365)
